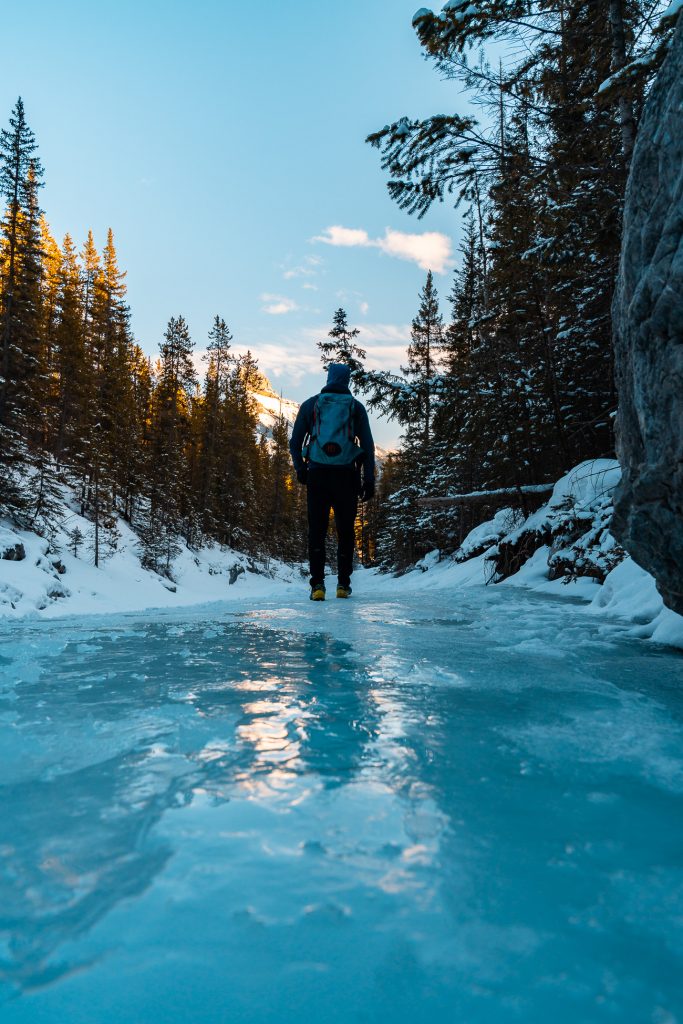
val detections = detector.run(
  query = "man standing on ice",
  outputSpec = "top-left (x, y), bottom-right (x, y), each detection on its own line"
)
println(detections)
top-left (289, 363), bottom-right (375, 601)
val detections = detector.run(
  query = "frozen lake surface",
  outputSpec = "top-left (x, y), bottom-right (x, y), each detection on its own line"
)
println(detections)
top-left (1, 582), bottom-right (682, 1023)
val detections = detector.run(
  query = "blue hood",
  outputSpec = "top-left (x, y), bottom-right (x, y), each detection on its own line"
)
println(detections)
top-left (326, 363), bottom-right (351, 390)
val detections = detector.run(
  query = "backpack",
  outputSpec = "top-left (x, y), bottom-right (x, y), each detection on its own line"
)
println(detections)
top-left (306, 392), bottom-right (363, 466)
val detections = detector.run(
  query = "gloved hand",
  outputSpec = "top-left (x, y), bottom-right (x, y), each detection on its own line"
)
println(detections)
top-left (359, 477), bottom-right (375, 502)
top-left (296, 465), bottom-right (308, 486)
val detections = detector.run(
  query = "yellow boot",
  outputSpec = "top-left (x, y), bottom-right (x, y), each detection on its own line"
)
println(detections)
top-left (310, 583), bottom-right (326, 601)
top-left (336, 584), bottom-right (352, 599)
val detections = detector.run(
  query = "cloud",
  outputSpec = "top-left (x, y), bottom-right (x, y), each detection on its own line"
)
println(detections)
top-left (261, 293), bottom-right (299, 315)
top-left (197, 317), bottom-right (414, 395)
top-left (283, 267), bottom-right (313, 280)
top-left (380, 229), bottom-right (453, 274)
top-left (358, 322), bottom-right (411, 344)
top-left (314, 226), bottom-right (372, 248)
top-left (304, 321), bottom-right (410, 345)
top-left (302, 282), bottom-right (318, 291)
top-left (302, 322), bottom-right (411, 372)
top-left (313, 225), bottom-right (453, 274)
top-left (235, 342), bottom-right (321, 383)
top-left (282, 254), bottom-right (323, 280)
top-left (359, 301), bottom-right (369, 315)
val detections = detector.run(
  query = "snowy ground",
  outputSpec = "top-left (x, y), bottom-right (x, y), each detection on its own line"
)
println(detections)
top-left (1, 575), bottom-right (682, 1023)
top-left (0, 514), bottom-right (302, 619)
top-left (2, 459), bottom-right (683, 652)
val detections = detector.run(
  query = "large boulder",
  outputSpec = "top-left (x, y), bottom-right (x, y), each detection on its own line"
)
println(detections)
top-left (612, 16), bottom-right (683, 615)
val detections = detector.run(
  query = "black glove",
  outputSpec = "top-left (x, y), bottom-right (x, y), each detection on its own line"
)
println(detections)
top-left (296, 465), bottom-right (308, 486)
top-left (360, 478), bottom-right (375, 502)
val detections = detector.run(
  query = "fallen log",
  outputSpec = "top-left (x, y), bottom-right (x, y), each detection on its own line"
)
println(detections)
top-left (417, 483), bottom-right (555, 508)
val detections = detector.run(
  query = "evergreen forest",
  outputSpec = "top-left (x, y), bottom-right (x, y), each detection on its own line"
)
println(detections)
top-left (0, 98), bottom-right (308, 574)
top-left (350, 0), bottom-right (679, 569)
top-left (0, 0), bottom-right (679, 576)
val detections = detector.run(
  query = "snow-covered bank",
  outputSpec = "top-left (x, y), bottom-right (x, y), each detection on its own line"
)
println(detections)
top-left (399, 460), bottom-right (683, 650)
top-left (0, 512), bottom-right (299, 620)
top-left (395, 543), bottom-right (683, 649)
top-left (3, 459), bottom-right (683, 649)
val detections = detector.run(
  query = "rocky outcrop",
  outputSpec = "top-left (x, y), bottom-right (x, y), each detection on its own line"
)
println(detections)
top-left (1, 541), bottom-right (25, 561)
top-left (612, 17), bottom-right (683, 615)
top-left (488, 461), bottom-right (623, 584)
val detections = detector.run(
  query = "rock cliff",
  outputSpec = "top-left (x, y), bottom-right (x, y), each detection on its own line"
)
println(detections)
top-left (612, 16), bottom-right (683, 614)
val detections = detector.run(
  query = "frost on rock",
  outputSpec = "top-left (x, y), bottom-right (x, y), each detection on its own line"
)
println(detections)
top-left (612, 16), bottom-right (683, 614)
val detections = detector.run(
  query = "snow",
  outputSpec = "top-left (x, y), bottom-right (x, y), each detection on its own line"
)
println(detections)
top-left (597, 50), bottom-right (661, 95)
top-left (252, 387), bottom-right (300, 441)
top-left (502, 459), bottom-right (621, 545)
top-left (412, 7), bottom-right (432, 25)
top-left (2, 456), bottom-right (681, 651)
top-left (591, 557), bottom-right (683, 647)
top-left (455, 506), bottom-right (523, 560)
top-left (0, 511), bottom-right (300, 620)
top-left (442, 0), bottom-right (478, 14)
top-left (401, 459), bottom-right (683, 650)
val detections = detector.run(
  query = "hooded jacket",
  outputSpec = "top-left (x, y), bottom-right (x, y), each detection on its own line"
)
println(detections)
top-left (289, 364), bottom-right (376, 479)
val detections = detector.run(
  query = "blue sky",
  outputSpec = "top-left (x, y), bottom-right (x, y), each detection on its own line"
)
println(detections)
top-left (2, 0), bottom-right (466, 445)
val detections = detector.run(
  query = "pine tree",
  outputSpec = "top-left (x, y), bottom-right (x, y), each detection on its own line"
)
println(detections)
top-left (317, 308), bottom-right (367, 379)
top-left (81, 229), bottom-right (100, 342)
top-left (265, 409), bottom-right (301, 561)
top-left (54, 233), bottom-right (89, 465)
top-left (88, 229), bottom-right (140, 521)
top-left (18, 164), bottom-right (63, 528)
top-left (0, 101), bottom-right (47, 517)
top-left (219, 352), bottom-right (261, 551)
top-left (0, 98), bottom-right (43, 428)
top-left (402, 271), bottom-right (443, 449)
top-left (39, 215), bottom-right (62, 450)
top-left (142, 315), bottom-right (197, 575)
top-left (198, 316), bottom-right (234, 535)
top-left (68, 524), bottom-right (84, 557)
top-left (126, 343), bottom-right (153, 523)
top-left (11, 164), bottom-right (46, 447)
top-left (363, 1), bottom-right (677, 571)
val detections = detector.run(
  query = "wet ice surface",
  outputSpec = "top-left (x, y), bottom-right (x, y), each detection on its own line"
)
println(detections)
top-left (1, 584), bottom-right (683, 1024)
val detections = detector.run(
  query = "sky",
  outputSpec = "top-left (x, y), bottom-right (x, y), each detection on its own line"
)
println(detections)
top-left (1, 0), bottom-right (468, 446)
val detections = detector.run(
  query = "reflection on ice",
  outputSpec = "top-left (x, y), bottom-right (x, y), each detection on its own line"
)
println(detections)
top-left (0, 589), bottom-right (682, 1023)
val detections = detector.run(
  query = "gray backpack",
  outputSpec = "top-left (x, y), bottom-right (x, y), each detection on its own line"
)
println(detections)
top-left (307, 393), bottom-right (363, 466)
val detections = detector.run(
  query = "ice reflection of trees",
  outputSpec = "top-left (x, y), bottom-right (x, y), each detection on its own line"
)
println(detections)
top-left (0, 751), bottom-right (185, 996)
top-left (190, 629), bottom-right (381, 803)
top-left (0, 621), bottom-right (209, 997)
top-left (0, 619), bottom-right (381, 995)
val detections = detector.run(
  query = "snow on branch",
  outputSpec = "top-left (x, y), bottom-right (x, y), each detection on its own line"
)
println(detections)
top-left (417, 483), bottom-right (555, 507)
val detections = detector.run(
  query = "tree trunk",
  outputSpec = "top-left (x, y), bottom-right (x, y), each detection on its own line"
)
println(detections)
top-left (93, 468), bottom-right (100, 568)
top-left (0, 179), bottom-right (21, 424)
top-left (416, 483), bottom-right (555, 507)
top-left (609, 0), bottom-right (636, 160)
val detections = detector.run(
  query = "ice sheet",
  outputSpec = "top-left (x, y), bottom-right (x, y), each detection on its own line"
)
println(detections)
top-left (1, 583), bottom-right (682, 1023)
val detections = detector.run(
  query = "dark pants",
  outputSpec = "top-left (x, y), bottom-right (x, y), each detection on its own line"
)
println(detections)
top-left (307, 466), bottom-right (358, 587)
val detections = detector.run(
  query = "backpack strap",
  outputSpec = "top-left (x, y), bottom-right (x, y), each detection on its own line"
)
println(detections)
top-left (311, 396), bottom-right (320, 439)
top-left (347, 398), bottom-right (355, 440)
